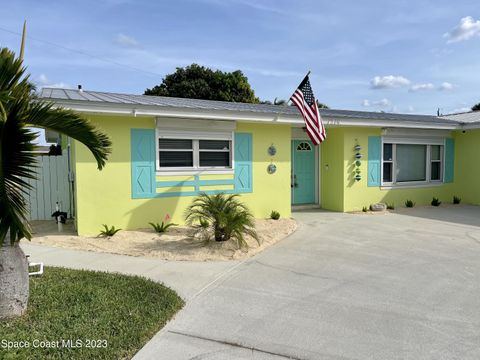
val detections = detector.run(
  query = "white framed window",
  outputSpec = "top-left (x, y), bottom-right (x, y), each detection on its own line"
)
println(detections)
top-left (381, 138), bottom-right (444, 187)
top-left (155, 118), bottom-right (236, 175)
top-left (156, 131), bottom-right (233, 174)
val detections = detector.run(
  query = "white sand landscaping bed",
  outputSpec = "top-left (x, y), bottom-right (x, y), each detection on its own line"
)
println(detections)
top-left (30, 219), bottom-right (297, 261)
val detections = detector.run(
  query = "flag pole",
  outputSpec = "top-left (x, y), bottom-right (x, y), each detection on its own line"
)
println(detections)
top-left (19, 20), bottom-right (27, 61)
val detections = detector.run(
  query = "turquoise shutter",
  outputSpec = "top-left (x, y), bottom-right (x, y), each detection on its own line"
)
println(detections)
top-left (444, 138), bottom-right (455, 183)
top-left (234, 132), bottom-right (253, 193)
top-left (368, 136), bottom-right (381, 187)
top-left (131, 129), bottom-right (156, 199)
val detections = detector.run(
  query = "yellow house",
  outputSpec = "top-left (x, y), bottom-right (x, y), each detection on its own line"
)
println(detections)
top-left (39, 88), bottom-right (480, 235)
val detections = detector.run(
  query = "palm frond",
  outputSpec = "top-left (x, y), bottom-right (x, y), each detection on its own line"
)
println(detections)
top-left (0, 47), bottom-right (111, 244)
top-left (27, 102), bottom-right (111, 170)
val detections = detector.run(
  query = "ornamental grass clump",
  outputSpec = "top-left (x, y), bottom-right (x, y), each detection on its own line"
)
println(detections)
top-left (431, 197), bottom-right (441, 207)
top-left (98, 225), bottom-right (121, 237)
top-left (150, 214), bottom-right (177, 233)
top-left (270, 210), bottom-right (280, 220)
top-left (405, 199), bottom-right (415, 208)
top-left (185, 193), bottom-right (259, 248)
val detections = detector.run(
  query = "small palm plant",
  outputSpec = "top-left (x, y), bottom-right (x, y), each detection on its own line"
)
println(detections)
top-left (149, 214), bottom-right (177, 233)
top-left (98, 225), bottom-right (121, 237)
top-left (185, 193), bottom-right (259, 248)
top-left (453, 196), bottom-right (461, 205)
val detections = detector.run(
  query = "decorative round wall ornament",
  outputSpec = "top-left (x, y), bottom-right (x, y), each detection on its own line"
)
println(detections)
top-left (267, 164), bottom-right (277, 174)
top-left (355, 160), bottom-right (361, 167)
top-left (355, 174), bottom-right (362, 181)
top-left (355, 153), bottom-right (362, 159)
top-left (354, 145), bottom-right (362, 151)
top-left (268, 145), bottom-right (277, 156)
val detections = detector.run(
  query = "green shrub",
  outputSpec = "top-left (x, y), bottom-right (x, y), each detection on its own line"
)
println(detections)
top-left (362, 206), bottom-right (368, 212)
top-left (150, 214), bottom-right (177, 233)
top-left (150, 222), bottom-right (176, 233)
top-left (453, 196), bottom-right (461, 204)
top-left (98, 224), bottom-right (121, 237)
top-left (185, 193), bottom-right (259, 248)
top-left (405, 200), bottom-right (415, 208)
top-left (270, 210), bottom-right (280, 220)
top-left (386, 203), bottom-right (395, 210)
top-left (431, 197), bottom-right (441, 207)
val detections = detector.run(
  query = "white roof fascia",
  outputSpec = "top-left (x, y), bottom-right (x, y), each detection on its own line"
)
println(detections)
top-left (49, 99), bottom-right (460, 130)
top-left (462, 122), bottom-right (480, 130)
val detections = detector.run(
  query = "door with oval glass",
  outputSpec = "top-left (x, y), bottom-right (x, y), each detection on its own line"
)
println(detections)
top-left (291, 140), bottom-right (316, 205)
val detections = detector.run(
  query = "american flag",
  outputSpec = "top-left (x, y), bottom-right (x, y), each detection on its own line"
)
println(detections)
top-left (290, 75), bottom-right (326, 145)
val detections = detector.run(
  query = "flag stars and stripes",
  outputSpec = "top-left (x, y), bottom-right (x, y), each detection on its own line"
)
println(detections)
top-left (290, 75), bottom-right (326, 145)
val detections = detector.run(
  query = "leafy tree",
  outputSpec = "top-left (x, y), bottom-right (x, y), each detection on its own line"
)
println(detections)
top-left (472, 103), bottom-right (480, 111)
top-left (0, 48), bottom-right (111, 319)
top-left (144, 64), bottom-right (259, 103)
top-left (316, 100), bottom-right (329, 109)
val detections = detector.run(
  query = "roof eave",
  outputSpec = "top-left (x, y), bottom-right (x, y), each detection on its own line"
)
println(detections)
top-left (462, 121), bottom-right (480, 129)
top-left (47, 99), bottom-right (460, 130)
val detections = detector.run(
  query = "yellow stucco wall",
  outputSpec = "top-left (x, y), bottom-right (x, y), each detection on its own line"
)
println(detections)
top-left (73, 115), bottom-right (291, 235)
top-left (320, 128), bottom-right (345, 211)
top-left (453, 129), bottom-right (480, 205)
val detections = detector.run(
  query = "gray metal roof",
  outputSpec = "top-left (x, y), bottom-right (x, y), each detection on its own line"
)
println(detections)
top-left (442, 111), bottom-right (480, 124)
top-left (39, 87), bottom-right (460, 124)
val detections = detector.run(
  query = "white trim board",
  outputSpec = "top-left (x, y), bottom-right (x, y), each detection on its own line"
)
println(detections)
top-left (50, 100), bottom-right (461, 130)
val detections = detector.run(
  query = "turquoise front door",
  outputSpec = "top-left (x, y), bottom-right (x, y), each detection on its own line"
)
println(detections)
top-left (292, 140), bottom-right (316, 205)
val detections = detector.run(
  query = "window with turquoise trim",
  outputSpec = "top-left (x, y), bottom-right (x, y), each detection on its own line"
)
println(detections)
top-left (382, 141), bottom-right (444, 185)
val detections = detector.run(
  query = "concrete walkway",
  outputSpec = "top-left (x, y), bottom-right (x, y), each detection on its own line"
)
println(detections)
top-left (21, 243), bottom-right (241, 300)
top-left (23, 206), bottom-right (480, 359)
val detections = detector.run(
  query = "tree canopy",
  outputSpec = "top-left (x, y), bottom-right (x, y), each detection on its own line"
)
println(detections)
top-left (472, 103), bottom-right (480, 111)
top-left (144, 64), bottom-right (259, 103)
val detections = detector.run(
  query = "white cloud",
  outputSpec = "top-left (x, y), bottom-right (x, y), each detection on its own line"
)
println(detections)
top-left (438, 82), bottom-right (454, 91)
top-left (370, 75), bottom-right (410, 89)
top-left (39, 74), bottom-right (49, 84)
top-left (444, 16), bottom-right (480, 43)
top-left (37, 74), bottom-right (70, 89)
top-left (362, 98), bottom-right (391, 108)
top-left (115, 33), bottom-right (139, 47)
top-left (409, 83), bottom-right (434, 92)
top-left (373, 98), bottom-right (391, 107)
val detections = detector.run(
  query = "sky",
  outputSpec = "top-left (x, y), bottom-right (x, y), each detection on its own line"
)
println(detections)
top-left (1, 0), bottom-right (480, 116)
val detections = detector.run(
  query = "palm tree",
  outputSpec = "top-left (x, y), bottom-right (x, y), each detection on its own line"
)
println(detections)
top-left (0, 48), bottom-right (111, 319)
top-left (184, 193), bottom-right (259, 248)
top-left (273, 98), bottom-right (287, 106)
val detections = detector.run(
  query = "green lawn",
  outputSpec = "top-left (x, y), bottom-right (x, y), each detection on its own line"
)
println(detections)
top-left (0, 267), bottom-right (184, 359)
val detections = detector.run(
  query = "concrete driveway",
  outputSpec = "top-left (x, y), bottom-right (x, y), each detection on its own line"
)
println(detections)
top-left (135, 206), bottom-right (480, 360)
